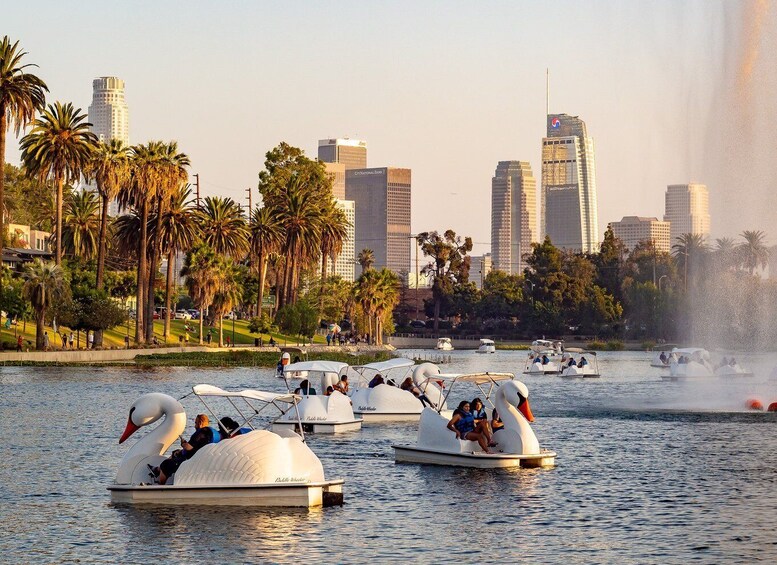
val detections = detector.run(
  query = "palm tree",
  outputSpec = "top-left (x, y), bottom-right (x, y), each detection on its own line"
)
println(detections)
top-left (199, 196), bottom-right (250, 259)
top-left (22, 259), bottom-right (65, 350)
top-left (0, 36), bottom-right (48, 252)
top-left (738, 230), bottom-right (769, 275)
top-left (373, 268), bottom-right (399, 345)
top-left (714, 237), bottom-right (738, 271)
top-left (181, 243), bottom-right (222, 345)
top-left (320, 202), bottom-right (349, 279)
top-left (157, 185), bottom-right (199, 340)
top-left (85, 139), bottom-right (130, 288)
top-left (145, 142), bottom-right (189, 340)
top-left (249, 205), bottom-right (283, 317)
top-left (355, 269), bottom-right (380, 344)
top-left (60, 190), bottom-right (100, 260)
top-left (211, 258), bottom-right (242, 347)
top-left (358, 248), bottom-right (375, 274)
top-left (19, 102), bottom-right (97, 265)
top-left (672, 233), bottom-right (708, 291)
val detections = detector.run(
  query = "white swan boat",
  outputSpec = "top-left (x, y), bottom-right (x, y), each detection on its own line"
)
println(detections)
top-left (273, 360), bottom-right (362, 433)
top-left (476, 339), bottom-right (496, 354)
top-left (109, 384), bottom-right (344, 507)
top-left (436, 337), bottom-right (454, 351)
top-left (530, 339), bottom-right (564, 356)
top-left (393, 373), bottom-right (556, 468)
top-left (523, 353), bottom-right (559, 375)
top-left (349, 359), bottom-right (447, 422)
top-left (557, 349), bottom-right (600, 378)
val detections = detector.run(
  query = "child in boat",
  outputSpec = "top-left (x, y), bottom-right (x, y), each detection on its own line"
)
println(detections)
top-left (447, 401), bottom-right (492, 454)
top-left (333, 375), bottom-right (349, 394)
top-left (491, 408), bottom-right (504, 432)
top-left (400, 377), bottom-right (434, 407)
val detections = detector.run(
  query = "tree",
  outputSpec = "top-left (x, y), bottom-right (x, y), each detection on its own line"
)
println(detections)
top-left (478, 270), bottom-right (523, 320)
top-left (199, 195), bottom-right (249, 258)
top-left (211, 258), bottom-right (242, 346)
top-left (181, 244), bottom-right (222, 345)
top-left (0, 36), bottom-right (47, 251)
top-left (358, 248), bottom-right (375, 274)
top-left (738, 230), bottom-right (769, 276)
top-left (672, 233), bottom-right (708, 291)
top-left (60, 190), bottom-right (100, 260)
top-left (19, 102), bottom-right (97, 265)
top-left (714, 237), bottom-right (738, 272)
top-left (355, 267), bottom-right (399, 344)
top-left (417, 229), bottom-right (473, 332)
top-left (319, 201), bottom-right (349, 281)
top-left (22, 260), bottom-right (65, 349)
top-left (157, 185), bottom-right (199, 340)
top-left (594, 226), bottom-right (626, 303)
top-left (249, 205), bottom-right (283, 318)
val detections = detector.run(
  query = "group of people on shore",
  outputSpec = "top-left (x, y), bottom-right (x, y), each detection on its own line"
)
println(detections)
top-left (447, 398), bottom-right (503, 454)
top-left (148, 414), bottom-right (250, 485)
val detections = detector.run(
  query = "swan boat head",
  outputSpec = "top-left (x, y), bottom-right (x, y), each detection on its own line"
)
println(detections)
top-left (493, 380), bottom-right (540, 455)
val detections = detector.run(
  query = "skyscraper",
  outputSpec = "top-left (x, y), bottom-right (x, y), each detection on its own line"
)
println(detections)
top-left (88, 77), bottom-right (129, 145)
top-left (87, 77), bottom-right (129, 216)
top-left (331, 199), bottom-right (356, 282)
top-left (323, 162), bottom-right (346, 199)
top-left (491, 161), bottom-right (538, 274)
top-left (609, 216), bottom-right (671, 253)
top-left (664, 183), bottom-right (710, 245)
top-left (345, 167), bottom-right (411, 275)
top-left (318, 138), bottom-right (367, 170)
top-left (541, 114), bottom-right (599, 253)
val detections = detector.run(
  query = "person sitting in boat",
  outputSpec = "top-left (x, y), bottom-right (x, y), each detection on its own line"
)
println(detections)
top-left (567, 357), bottom-right (577, 368)
top-left (579, 356), bottom-right (588, 367)
top-left (294, 379), bottom-right (316, 395)
top-left (541, 355), bottom-right (550, 365)
top-left (447, 401), bottom-right (492, 454)
top-left (368, 374), bottom-right (384, 388)
top-left (333, 375), bottom-right (349, 394)
top-left (400, 377), bottom-right (434, 407)
top-left (659, 351), bottom-right (668, 365)
top-left (678, 356), bottom-right (688, 364)
top-left (471, 398), bottom-right (492, 437)
top-left (219, 416), bottom-right (251, 437)
top-left (729, 357), bottom-right (737, 366)
top-left (491, 407), bottom-right (504, 433)
top-left (154, 414), bottom-right (217, 485)
top-left (324, 385), bottom-right (335, 396)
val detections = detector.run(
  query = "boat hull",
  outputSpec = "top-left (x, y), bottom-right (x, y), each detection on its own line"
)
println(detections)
top-left (108, 480), bottom-right (344, 507)
top-left (392, 445), bottom-right (556, 469)
top-left (272, 420), bottom-right (362, 434)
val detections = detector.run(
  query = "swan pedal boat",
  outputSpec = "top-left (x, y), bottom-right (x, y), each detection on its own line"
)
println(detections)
top-left (660, 348), bottom-right (754, 381)
top-left (523, 355), bottom-right (560, 375)
top-left (109, 385), bottom-right (344, 507)
top-left (476, 339), bottom-right (496, 354)
top-left (436, 337), bottom-right (454, 351)
top-left (273, 360), bottom-right (363, 433)
top-left (393, 373), bottom-right (556, 469)
top-left (348, 359), bottom-right (447, 422)
top-left (557, 349), bottom-right (601, 378)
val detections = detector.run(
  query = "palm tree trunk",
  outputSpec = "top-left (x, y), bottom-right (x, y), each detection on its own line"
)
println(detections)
top-left (256, 251), bottom-right (266, 317)
top-left (135, 200), bottom-right (149, 343)
top-left (55, 174), bottom-right (64, 265)
top-left (0, 110), bottom-right (6, 308)
top-left (35, 310), bottom-right (45, 350)
top-left (320, 254), bottom-right (327, 311)
top-left (199, 306), bottom-right (204, 345)
top-left (219, 315), bottom-right (224, 347)
top-left (94, 193), bottom-right (110, 347)
top-left (145, 197), bottom-right (164, 341)
top-left (164, 249), bottom-right (174, 340)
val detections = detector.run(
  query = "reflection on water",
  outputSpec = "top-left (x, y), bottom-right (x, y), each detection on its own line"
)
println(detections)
top-left (1, 351), bottom-right (777, 562)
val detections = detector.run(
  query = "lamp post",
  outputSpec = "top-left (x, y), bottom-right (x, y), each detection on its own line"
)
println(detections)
top-left (658, 275), bottom-right (668, 292)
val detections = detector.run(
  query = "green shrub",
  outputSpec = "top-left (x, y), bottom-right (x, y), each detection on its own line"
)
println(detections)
top-left (586, 340), bottom-right (606, 350)
top-left (641, 340), bottom-right (656, 351)
top-left (606, 340), bottom-right (625, 351)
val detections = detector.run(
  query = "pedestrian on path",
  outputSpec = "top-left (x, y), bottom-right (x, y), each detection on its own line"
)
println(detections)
top-left (87, 331), bottom-right (94, 349)
top-left (43, 332), bottom-right (50, 351)
top-left (16, 335), bottom-right (23, 352)
top-left (68, 332), bottom-right (75, 349)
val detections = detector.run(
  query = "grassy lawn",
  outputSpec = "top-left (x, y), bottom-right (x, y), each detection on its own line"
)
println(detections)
top-left (0, 315), bottom-right (326, 350)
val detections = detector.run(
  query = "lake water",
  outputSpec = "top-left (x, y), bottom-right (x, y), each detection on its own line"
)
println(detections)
top-left (2, 351), bottom-right (777, 563)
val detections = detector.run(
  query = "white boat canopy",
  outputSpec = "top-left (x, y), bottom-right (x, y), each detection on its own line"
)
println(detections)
top-left (562, 347), bottom-right (597, 355)
top-left (283, 360), bottom-right (349, 374)
top-left (432, 372), bottom-right (515, 384)
top-left (192, 384), bottom-right (299, 404)
top-left (350, 358), bottom-right (415, 373)
top-left (479, 339), bottom-right (495, 346)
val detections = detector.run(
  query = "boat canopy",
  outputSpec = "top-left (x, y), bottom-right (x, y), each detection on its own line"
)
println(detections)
top-left (192, 384), bottom-right (299, 404)
top-left (563, 347), bottom-right (597, 355)
top-left (479, 339), bottom-right (495, 346)
top-left (432, 372), bottom-right (514, 385)
top-left (351, 358), bottom-right (415, 373)
top-left (283, 360), bottom-right (348, 374)
top-left (671, 347), bottom-right (708, 355)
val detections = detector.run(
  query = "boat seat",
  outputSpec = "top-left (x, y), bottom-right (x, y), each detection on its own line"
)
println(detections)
top-left (459, 439), bottom-right (482, 453)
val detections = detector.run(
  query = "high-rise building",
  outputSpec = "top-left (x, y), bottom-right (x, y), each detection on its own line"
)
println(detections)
top-left (87, 77), bottom-right (129, 215)
top-left (318, 138), bottom-right (367, 170)
top-left (541, 114), bottom-right (599, 253)
top-left (330, 199), bottom-right (355, 282)
top-left (609, 216), bottom-right (671, 253)
top-left (323, 162), bottom-right (346, 200)
top-left (491, 161), bottom-right (538, 274)
top-left (88, 77), bottom-right (129, 146)
top-left (345, 167), bottom-right (411, 275)
top-left (469, 253), bottom-right (493, 289)
top-left (664, 183), bottom-right (710, 245)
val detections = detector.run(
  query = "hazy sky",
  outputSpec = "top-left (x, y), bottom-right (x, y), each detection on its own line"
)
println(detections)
top-left (5, 1), bottom-right (773, 255)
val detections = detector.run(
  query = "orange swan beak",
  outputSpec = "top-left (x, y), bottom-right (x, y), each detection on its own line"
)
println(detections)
top-left (119, 417), bottom-right (139, 444)
top-left (519, 399), bottom-right (535, 422)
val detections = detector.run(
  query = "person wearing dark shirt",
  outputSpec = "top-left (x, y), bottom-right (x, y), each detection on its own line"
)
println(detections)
top-left (156, 414), bottom-right (215, 485)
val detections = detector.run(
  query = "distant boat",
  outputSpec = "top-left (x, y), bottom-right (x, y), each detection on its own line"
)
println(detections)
top-left (436, 337), bottom-right (454, 351)
top-left (476, 339), bottom-right (496, 354)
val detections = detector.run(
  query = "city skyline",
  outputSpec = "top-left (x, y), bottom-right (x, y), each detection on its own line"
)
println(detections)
top-left (3, 2), bottom-right (775, 255)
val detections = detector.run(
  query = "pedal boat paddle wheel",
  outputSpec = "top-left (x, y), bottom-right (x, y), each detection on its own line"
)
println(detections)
top-left (108, 385), bottom-right (344, 507)
top-left (393, 373), bottom-right (556, 469)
